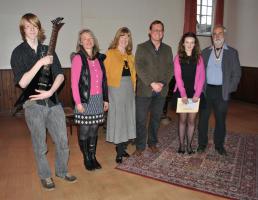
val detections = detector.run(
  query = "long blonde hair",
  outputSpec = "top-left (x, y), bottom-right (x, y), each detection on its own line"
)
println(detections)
top-left (108, 27), bottom-right (133, 55)
top-left (19, 13), bottom-right (46, 43)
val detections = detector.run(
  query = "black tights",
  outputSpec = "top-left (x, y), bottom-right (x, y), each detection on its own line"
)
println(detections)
top-left (79, 124), bottom-right (99, 140)
top-left (178, 113), bottom-right (197, 150)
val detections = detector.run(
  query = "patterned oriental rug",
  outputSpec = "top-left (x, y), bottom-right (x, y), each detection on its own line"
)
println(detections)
top-left (116, 121), bottom-right (258, 200)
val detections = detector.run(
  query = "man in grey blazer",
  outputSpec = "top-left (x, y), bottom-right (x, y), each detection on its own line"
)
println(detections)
top-left (134, 20), bottom-right (173, 156)
top-left (197, 25), bottom-right (241, 155)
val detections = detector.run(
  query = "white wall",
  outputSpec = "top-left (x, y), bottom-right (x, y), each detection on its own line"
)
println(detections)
top-left (2, 0), bottom-right (256, 69)
top-left (0, 0), bottom-right (184, 69)
top-left (81, 0), bottom-right (184, 55)
top-left (0, 0), bottom-right (81, 69)
top-left (224, 0), bottom-right (258, 67)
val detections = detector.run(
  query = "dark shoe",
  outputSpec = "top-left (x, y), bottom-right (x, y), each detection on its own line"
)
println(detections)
top-left (91, 155), bottom-right (102, 169)
top-left (84, 158), bottom-right (95, 171)
top-left (215, 146), bottom-right (227, 156)
top-left (122, 150), bottom-right (130, 157)
top-left (197, 145), bottom-right (206, 153)
top-left (115, 145), bottom-right (127, 157)
top-left (149, 145), bottom-right (159, 153)
top-left (133, 149), bottom-right (144, 156)
top-left (187, 147), bottom-right (195, 155)
top-left (115, 155), bottom-right (123, 163)
top-left (41, 177), bottom-right (55, 191)
top-left (56, 173), bottom-right (77, 183)
top-left (177, 146), bottom-right (185, 154)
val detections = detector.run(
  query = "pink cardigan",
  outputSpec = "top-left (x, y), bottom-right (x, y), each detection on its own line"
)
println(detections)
top-left (71, 55), bottom-right (103, 105)
top-left (173, 54), bottom-right (205, 98)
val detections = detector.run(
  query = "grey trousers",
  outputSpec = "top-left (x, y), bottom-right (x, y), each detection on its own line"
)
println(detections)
top-left (24, 103), bottom-right (69, 179)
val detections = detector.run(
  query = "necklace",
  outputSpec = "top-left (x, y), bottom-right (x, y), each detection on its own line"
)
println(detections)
top-left (214, 46), bottom-right (223, 60)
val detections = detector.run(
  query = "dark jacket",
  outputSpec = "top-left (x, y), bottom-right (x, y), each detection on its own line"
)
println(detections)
top-left (77, 50), bottom-right (108, 103)
top-left (135, 40), bottom-right (174, 97)
top-left (202, 45), bottom-right (241, 101)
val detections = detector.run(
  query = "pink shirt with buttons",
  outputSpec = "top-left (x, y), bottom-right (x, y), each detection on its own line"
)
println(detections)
top-left (71, 55), bottom-right (103, 105)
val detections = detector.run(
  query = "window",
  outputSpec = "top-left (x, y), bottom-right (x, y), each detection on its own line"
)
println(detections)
top-left (197, 0), bottom-right (214, 36)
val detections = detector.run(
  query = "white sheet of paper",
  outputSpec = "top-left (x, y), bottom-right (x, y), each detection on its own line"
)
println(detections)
top-left (176, 98), bottom-right (200, 113)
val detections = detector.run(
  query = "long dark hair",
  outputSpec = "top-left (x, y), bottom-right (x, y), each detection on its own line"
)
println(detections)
top-left (177, 32), bottom-right (201, 64)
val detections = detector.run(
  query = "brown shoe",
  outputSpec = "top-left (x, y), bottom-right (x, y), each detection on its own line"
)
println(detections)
top-left (149, 145), bottom-right (159, 153)
top-left (133, 149), bottom-right (144, 156)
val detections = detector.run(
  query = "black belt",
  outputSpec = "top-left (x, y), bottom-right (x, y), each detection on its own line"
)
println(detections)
top-left (207, 84), bottom-right (222, 88)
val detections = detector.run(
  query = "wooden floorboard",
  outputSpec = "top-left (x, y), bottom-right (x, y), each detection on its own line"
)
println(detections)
top-left (0, 100), bottom-right (257, 200)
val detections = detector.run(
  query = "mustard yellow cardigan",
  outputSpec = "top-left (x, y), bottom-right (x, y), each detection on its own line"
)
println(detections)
top-left (104, 49), bottom-right (136, 89)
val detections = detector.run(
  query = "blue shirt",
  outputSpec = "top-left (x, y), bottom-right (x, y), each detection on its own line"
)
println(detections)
top-left (206, 44), bottom-right (228, 85)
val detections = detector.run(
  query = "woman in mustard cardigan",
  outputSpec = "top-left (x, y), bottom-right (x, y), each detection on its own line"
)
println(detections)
top-left (104, 27), bottom-right (136, 163)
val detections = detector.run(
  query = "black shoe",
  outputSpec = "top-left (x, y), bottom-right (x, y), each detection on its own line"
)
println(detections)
top-left (90, 151), bottom-right (102, 169)
top-left (116, 155), bottom-right (123, 163)
top-left (187, 147), bottom-right (195, 155)
top-left (215, 146), bottom-right (227, 156)
top-left (177, 147), bottom-right (185, 154)
top-left (197, 145), bottom-right (206, 153)
top-left (41, 177), bottom-right (55, 191)
top-left (122, 151), bottom-right (130, 157)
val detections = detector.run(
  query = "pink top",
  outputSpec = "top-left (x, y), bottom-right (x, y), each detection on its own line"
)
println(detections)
top-left (173, 54), bottom-right (205, 98)
top-left (71, 55), bottom-right (103, 105)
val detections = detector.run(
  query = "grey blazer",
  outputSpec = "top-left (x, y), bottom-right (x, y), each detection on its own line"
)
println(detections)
top-left (135, 40), bottom-right (174, 97)
top-left (202, 45), bottom-right (241, 101)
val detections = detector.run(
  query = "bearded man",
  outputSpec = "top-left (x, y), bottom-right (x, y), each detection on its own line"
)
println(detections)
top-left (197, 25), bottom-right (241, 155)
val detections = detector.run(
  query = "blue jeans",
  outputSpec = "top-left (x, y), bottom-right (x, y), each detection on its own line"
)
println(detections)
top-left (24, 103), bottom-right (69, 179)
top-left (135, 95), bottom-right (166, 150)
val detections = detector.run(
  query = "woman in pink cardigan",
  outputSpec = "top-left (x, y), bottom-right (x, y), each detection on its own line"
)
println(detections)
top-left (173, 32), bottom-right (205, 154)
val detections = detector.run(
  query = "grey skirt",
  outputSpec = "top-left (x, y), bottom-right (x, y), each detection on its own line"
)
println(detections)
top-left (74, 94), bottom-right (104, 125)
top-left (106, 77), bottom-right (136, 144)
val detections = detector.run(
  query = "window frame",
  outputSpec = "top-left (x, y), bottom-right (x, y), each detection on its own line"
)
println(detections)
top-left (196, 0), bottom-right (215, 37)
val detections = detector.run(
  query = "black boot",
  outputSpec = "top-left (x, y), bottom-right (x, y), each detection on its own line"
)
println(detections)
top-left (79, 140), bottom-right (95, 171)
top-left (89, 136), bottom-right (102, 169)
top-left (115, 144), bottom-right (123, 163)
top-left (122, 142), bottom-right (130, 157)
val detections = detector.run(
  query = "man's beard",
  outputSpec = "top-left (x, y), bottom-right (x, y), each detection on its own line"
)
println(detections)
top-left (213, 38), bottom-right (224, 48)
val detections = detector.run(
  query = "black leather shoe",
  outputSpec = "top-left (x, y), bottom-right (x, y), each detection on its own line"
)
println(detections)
top-left (122, 151), bottom-right (130, 157)
top-left (215, 147), bottom-right (227, 156)
top-left (177, 147), bottom-right (185, 154)
top-left (116, 156), bottom-right (123, 163)
top-left (197, 145), bottom-right (206, 153)
top-left (187, 147), bottom-right (195, 155)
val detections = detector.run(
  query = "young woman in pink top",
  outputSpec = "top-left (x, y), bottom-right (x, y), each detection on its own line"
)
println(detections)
top-left (173, 32), bottom-right (205, 154)
top-left (71, 29), bottom-right (109, 171)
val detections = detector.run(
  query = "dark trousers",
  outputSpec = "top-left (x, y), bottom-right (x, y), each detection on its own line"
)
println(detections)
top-left (198, 85), bottom-right (228, 148)
top-left (135, 95), bottom-right (166, 150)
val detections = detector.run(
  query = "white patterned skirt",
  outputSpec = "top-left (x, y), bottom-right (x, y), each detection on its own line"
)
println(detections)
top-left (74, 94), bottom-right (104, 125)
